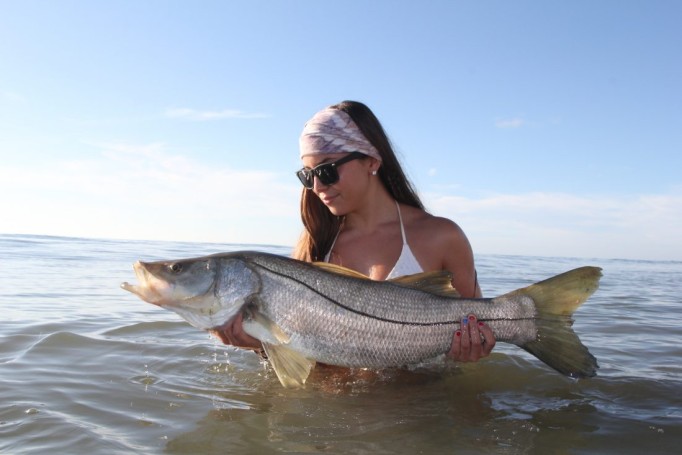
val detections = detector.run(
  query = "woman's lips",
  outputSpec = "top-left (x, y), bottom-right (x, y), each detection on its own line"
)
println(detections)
top-left (319, 194), bottom-right (338, 205)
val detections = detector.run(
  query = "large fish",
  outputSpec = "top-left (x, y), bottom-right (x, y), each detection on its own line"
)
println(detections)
top-left (121, 251), bottom-right (601, 388)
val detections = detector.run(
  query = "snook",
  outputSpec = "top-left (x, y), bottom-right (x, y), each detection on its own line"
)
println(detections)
top-left (121, 251), bottom-right (602, 388)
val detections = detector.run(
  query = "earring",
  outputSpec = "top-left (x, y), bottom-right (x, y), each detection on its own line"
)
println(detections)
top-left (371, 170), bottom-right (377, 176)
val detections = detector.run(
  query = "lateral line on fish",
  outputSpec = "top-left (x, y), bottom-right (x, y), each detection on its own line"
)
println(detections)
top-left (254, 263), bottom-right (528, 327)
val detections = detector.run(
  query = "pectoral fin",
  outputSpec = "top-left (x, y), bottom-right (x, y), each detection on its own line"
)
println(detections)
top-left (262, 342), bottom-right (316, 388)
top-left (242, 308), bottom-right (290, 344)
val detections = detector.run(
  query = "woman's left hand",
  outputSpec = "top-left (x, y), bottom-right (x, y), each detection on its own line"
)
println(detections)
top-left (210, 313), bottom-right (262, 350)
top-left (448, 314), bottom-right (496, 362)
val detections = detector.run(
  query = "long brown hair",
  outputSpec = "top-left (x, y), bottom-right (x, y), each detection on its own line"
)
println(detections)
top-left (292, 101), bottom-right (425, 261)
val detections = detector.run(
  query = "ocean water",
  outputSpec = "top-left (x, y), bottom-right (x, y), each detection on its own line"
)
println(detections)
top-left (1, 234), bottom-right (681, 454)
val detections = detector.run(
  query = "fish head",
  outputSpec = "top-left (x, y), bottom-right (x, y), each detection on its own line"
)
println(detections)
top-left (122, 258), bottom-right (216, 304)
top-left (121, 254), bottom-right (261, 330)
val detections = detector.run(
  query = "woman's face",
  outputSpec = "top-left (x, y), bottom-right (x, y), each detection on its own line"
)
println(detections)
top-left (300, 152), bottom-right (373, 216)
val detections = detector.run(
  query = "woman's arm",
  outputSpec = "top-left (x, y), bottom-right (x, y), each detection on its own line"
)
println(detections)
top-left (437, 219), bottom-right (496, 361)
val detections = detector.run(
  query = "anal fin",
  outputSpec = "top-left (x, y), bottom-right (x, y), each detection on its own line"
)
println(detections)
top-left (242, 305), bottom-right (316, 388)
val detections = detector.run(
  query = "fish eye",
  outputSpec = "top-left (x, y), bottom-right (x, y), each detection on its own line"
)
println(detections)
top-left (169, 262), bottom-right (184, 273)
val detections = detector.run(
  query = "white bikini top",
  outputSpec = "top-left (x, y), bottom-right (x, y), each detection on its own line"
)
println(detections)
top-left (324, 201), bottom-right (424, 279)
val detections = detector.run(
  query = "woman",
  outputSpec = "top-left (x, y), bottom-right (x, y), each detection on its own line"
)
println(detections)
top-left (215, 100), bottom-right (495, 362)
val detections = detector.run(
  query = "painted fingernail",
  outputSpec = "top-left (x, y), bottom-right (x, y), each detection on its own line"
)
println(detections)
top-left (478, 322), bottom-right (484, 327)
top-left (456, 331), bottom-right (461, 337)
top-left (469, 315), bottom-right (476, 321)
top-left (462, 318), bottom-right (468, 325)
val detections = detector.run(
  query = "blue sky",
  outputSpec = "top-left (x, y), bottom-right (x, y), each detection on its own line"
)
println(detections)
top-left (1, 1), bottom-right (680, 260)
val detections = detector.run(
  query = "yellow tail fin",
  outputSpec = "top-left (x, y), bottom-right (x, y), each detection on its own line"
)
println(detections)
top-left (506, 266), bottom-right (602, 378)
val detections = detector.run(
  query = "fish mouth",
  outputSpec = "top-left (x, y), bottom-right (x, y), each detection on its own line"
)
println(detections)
top-left (120, 261), bottom-right (166, 305)
top-left (120, 281), bottom-right (151, 300)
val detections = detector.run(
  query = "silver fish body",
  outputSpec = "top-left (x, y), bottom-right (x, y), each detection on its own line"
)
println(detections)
top-left (122, 251), bottom-right (601, 387)
top-left (243, 253), bottom-right (537, 367)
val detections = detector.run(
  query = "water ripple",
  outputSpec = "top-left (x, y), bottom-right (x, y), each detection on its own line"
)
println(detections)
top-left (1, 234), bottom-right (682, 454)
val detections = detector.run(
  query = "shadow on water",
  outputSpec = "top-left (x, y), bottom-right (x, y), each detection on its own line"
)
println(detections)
top-left (2, 320), bottom-right (681, 454)
top-left (165, 361), bottom-right (500, 454)
top-left (163, 352), bottom-right (682, 454)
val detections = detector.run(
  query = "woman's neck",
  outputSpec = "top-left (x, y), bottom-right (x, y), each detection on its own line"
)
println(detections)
top-left (342, 186), bottom-right (397, 233)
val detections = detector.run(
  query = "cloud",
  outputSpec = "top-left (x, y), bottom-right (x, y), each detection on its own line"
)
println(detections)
top-left (495, 117), bottom-right (525, 129)
top-left (164, 107), bottom-right (270, 121)
top-left (2, 143), bottom-right (680, 260)
top-left (423, 190), bottom-right (682, 260)
top-left (0, 143), bottom-right (301, 246)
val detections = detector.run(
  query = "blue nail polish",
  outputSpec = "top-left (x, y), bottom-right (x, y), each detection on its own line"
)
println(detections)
top-left (462, 317), bottom-right (468, 325)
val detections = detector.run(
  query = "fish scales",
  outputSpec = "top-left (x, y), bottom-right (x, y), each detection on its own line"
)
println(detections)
top-left (245, 254), bottom-right (539, 367)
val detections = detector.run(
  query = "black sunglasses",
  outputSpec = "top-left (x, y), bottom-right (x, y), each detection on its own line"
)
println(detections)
top-left (295, 152), bottom-right (366, 189)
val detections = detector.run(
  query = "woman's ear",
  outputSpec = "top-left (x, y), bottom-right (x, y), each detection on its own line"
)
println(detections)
top-left (368, 157), bottom-right (381, 175)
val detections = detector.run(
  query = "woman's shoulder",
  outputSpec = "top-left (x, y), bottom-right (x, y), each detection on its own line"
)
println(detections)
top-left (401, 205), bottom-right (468, 244)
top-left (399, 205), bottom-right (474, 274)
top-left (398, 207), bottom-right (472, 271)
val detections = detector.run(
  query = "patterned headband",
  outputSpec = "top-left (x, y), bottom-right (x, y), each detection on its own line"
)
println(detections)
top-left (299, 108), bottom-right (382, 161)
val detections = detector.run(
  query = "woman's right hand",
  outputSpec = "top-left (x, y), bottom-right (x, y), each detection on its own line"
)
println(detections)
top-left (211, 313), bottom-right (263, 350)
top-left (448, 314), bottom-right (496, 362)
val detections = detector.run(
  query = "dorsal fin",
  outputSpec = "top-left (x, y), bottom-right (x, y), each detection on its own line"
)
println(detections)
top-left (388, 271), bottom-right (461, 298)
top-left (312, 262), bottom-right (372, 279)
top-left (314, 262), bottom-right (460, 297)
